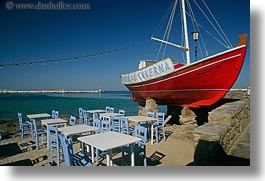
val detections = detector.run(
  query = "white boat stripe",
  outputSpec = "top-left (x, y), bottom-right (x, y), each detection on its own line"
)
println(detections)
top-left (130, 54), bottom-right (241, 88)
top-left (133, 88), bottom-right (228, 93)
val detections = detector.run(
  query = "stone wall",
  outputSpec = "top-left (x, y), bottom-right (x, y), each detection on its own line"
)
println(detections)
top-left (194, 98), bottom-right (250, 153)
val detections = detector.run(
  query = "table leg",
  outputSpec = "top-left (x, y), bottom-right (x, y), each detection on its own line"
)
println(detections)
top-left (109, 149), bottom-right (113, 166)
top-left (151, 125), bottom-right (154, 145)
top-left (86, 145), bottom-right (93, 164)
top-left (106, 150), bottom-right (110, 166)
top-left (106, 150), bottom-right (113, 166)
top-left (130, 144), bottom-right (135, 166)
top-left (46, 125), bottom-right (50, 150)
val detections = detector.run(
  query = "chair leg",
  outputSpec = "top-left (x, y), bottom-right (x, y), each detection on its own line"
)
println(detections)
top-left (121, 148), bottom-right (124, 166)
top-left (36, 134), bottom-right (39, 150)
top-left (151, 125), bottom-right (154, 145)
top-left (155, 127), bottom-right (159, 144)
top-left (50, 147), bottom-right (53, 164)
top-left (57, 143), bottom-right (60, 166)
top-left (144, 146), bottom-right (147, 166)
top-left (163, 127), bottom-right (166, 141)
top-left (21, 128), bottom-right (24, 139)
top-left (95, 148), bottom-right (99, 165)
top-left (30, 124), bottom-right (34, 138)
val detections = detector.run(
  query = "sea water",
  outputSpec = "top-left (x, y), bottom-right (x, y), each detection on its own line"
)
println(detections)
top-left (0, 91), bottom-right (167, 121)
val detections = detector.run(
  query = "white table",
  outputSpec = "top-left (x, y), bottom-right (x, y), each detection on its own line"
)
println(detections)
top-left (87, 109), bottom-right (106, 114)
top-left (58, 125), bottom-right (98, 137)
top-left (99, 113), bottom-right (123, 120)
top-left (126, 116), bottom-right (157, 144)
top-left (27, 113), bottom-right (50, 120)
top-left (87, 109), bottom-right (106, 120)
top-left (78, 131), bottom-right (141, 166)
top-left (126, 116), bottom-right (156, 125)
top-left (41, 118), bottom-right (68, 150)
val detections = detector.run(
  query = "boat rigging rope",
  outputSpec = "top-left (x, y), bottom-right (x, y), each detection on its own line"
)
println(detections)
top-left (186, 0), bottom-right (206, 58)
top-left (0, 40), bottom-right (150, 69)
top-left (191, 0), bottom-right (232, 49)
top-left (155, 0), bottom-right (178, 61)
top-left (201, 0), bottom-right (233, 48)
top-left (162, 0), bottom-right (178, 59)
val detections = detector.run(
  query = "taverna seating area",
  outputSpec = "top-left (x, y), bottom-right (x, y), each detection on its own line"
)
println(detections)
top-left (1, 107), bottom-right (169, 166)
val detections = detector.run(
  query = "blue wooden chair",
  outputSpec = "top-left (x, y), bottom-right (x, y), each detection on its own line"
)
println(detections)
top-left (48, 125), bottom-right (62, 166)
top-left (52, 110), bottom-right (56, 119)
top-left (101, 119), bottom-right (111, 133)
top-left (105, 106), bottom-right (110, 113)
top-left (17, 113), bottom-right (33, 139)
top-left (143, 111), bottom-right (155, 137)
top-left (79, 108), bottom-right (84, 123)
top-left (32, 119), bottom-right (46, 150)
top-left (55, 111), bottom-right (59, 119)
top-left (121, 117), bottom-right (134, 135)
top-left (59, 135), bottom-right (92, 166)
top-left (69, 115), bottom-right (77, 126)
top-left (122, 125), bottom-right (147, 166)
top-left (93, 112), bottom-right (98, 120)
top-left (110, 107), bottom-right (114, 113)
top-left (93, 119), bottom-right (111, 164)
top-left (146, 111), bottom-right (155, 118)
top-left (92, 118), bottom-right (101, 134)
top-left (119, 109), bottom-right (125, 117)
top-left (151, 112), bottom-right (166, 144)
top-left (111, 116), bottom-right (121, 133)
top-left (52, 110), bottom-right (59, 119)
top-left (83, 110), bottom-right (92, 125)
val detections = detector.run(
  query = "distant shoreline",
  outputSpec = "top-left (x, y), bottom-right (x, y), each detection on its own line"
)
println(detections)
top-left (0, 89), bottom-right (104, 94)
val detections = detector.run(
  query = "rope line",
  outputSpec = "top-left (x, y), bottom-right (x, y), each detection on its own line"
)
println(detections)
top-left (0, 40), bottom-right (150, 68)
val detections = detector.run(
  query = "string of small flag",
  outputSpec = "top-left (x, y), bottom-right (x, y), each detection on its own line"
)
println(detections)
top-left (0, 40), bottom-right (149, 69)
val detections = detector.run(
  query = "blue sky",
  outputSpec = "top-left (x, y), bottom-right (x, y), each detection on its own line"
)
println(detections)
top-left (0, 0), bottom-right (250, 90)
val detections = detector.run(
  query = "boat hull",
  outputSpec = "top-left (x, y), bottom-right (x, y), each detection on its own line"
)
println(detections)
top-left (124, 45), bottom-right (247, 107)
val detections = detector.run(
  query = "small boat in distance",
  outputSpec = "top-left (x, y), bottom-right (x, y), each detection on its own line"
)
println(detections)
top-left (120, 0), bottom-right (247, 107)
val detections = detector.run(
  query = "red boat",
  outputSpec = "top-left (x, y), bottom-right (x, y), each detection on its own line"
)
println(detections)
top-left (120, 0), bottom-right (247, 108)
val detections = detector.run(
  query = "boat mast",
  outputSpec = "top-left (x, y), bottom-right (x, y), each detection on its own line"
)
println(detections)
top-left (181, 0), bottom-right (191, 65)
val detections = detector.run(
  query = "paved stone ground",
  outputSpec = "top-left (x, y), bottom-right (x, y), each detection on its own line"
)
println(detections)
top-left (228, 123), bottom-right (250, 160)
top-left (0, 124), bottom-right (195, 166)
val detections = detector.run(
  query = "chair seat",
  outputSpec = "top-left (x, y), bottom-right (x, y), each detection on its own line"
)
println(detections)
top-left (74, 156), bottom-right (93, 166)
top-left (22, 121), bottom-right (32, 127)
top-left (74, 152), bottom-right (86, 160)
top-left (128, 127), bottom-right (135, 134)
top-left (37, 130), bottom-right (47, 135)
top-left (152, 124), bottom-right (163, 129)
top-left (23, 121), bottom-right (32, 125)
